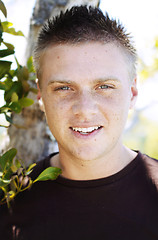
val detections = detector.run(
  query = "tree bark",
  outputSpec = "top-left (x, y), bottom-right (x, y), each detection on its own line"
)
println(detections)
top-left (7, 0), bottom-right (100, 166)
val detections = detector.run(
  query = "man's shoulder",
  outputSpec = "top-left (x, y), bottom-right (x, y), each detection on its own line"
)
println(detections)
top-left (140, 152), bottom-right (158, 190)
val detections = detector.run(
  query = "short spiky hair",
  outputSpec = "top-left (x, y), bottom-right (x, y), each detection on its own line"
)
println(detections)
top-left (33, 6), bottom-right (137, 82)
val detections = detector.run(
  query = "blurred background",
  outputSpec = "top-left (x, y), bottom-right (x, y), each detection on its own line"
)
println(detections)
top-left (0, 0), bottom-right (158, 164)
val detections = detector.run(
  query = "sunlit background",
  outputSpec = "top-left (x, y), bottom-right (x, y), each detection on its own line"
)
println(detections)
top-left (1, 0), bottom-right (158, 157)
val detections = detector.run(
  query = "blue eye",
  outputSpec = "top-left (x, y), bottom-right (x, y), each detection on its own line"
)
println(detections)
top-left (55, 86), bottom-right (70, 91)
top-left (61, 86), bottom-right (70, 90)
top-left (98, 85), bottom-right (110, 89)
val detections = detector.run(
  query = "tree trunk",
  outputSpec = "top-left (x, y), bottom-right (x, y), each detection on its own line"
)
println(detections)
top-left (7, 0), bottom-right (100, 166)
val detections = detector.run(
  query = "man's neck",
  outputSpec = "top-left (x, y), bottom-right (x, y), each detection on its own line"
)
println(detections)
top-left (51, 146), bottom-right (137, 181)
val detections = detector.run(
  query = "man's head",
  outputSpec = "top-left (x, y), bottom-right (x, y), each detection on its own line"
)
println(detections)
top-left (33, 5), bottom-right (137, 87)
top-left (34, 5), bottom-right (138, 162)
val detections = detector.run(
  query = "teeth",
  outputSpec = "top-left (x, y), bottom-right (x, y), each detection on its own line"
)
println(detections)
top-left (72, 126), bottom-right (100, 133)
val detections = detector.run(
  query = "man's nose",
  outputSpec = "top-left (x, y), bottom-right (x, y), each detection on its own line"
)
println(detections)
top-left (72, 91), bottom-right (98, 119)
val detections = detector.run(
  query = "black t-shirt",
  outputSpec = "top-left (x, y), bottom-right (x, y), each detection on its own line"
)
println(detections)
top-left (0, 152), bottom-right (158, 240)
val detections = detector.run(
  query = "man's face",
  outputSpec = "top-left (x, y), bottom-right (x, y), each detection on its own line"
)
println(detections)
top-left (39, 42), bottom-right (137, 161)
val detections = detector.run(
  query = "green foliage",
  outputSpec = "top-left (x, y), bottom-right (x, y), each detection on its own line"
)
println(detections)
top-left (124, 35), bottom-right (158, 159)
top-left (0, 149), bottom-right (61, 207)
top-left (139, 37), bottom-right (158, 82)
top-left (0, 60), bottom-right (12, 79)
top-left (0, 49), bottom-right (15, 58)
top-left (34, 167), bottom-right (62, 182)
top-left (0, 1), bottom-right (37, 127)
top-left (0, 57), bottom-right (37, 123)
top-left (0, 0), bottom-right (7, 18)
top-left (1, 21), bottom-right (24, 36)
top-left (0, 1), bottom-right (62, 207)
top-left (124, 112), bottom-right (158, 160)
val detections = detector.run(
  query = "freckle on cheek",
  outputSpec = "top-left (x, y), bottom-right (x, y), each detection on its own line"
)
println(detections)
top-left (57, 56), bottom-right (60, 59)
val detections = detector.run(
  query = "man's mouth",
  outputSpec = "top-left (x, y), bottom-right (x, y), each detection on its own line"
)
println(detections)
top-left (71, 126), bottom-right (102, 135)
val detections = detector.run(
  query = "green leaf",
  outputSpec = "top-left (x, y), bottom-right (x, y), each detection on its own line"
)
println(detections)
top-left (10, 164), bottom-right (18, 173)
top-left (9, 101), bottom-right (22, 113)
top-left (34, 167), bottom-right (62, 183)
top-left (3, 77), bottom-right (13, 91)
top-left (27, 56), bottom-right (35, 73)
top-left (0, 148), bottom-right (17, 171)
top-left (3, 168), bottom-right (13, 181)
top-left (4, 114), bottom-right (12, 124)
top-left (11, 92), bottom-right (19, 102)
top-left (18, 97), bottom-right (34, 107)
top-left (5, 28), bottom-right (24, 36)
top-left (4, 81), bottom-right (23, 102)
top-left (0, 22), bottom-right (3, 38)
top-left (0, 49), bottom-right (15, 58)
top-left (0, 33), bottom-right (3, 45)
top-left (0, 178), bottom-right (9, 187)
top-left (0, 106), bottom-right (10, 114)
top-left (1, 21), bottom-right (24, 36)
top-left (3, 42), bottom-right (14, 50)
top-left (0, 81), bottom-right (5, 90)
top-left (17, 66), bottom-right (29, 81)
top-left (14, 55), bottom-right (20, 68)
top-left (1, 21), bottom-right (13, 31)
top-left (14, 159), bottom-right (21, 169)
top-left (26, 163), bottom-right (36, 175)
top-left (0, 60), bottom-right (12, 79)
top-left (0, 0), bottom-right (7, 18)
top-left (30, 88), bottom-right (38, 94)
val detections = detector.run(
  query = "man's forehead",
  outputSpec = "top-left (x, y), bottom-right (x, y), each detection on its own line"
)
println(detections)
top-left (45, 41), bottom-right (119, 52)
top-left (41, 41), bottom-right (126, 67)
top-left (39, 41), bottom-right (131, 88)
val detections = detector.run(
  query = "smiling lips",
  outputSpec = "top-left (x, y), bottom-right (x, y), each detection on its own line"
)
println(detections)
top-left (71, 126), bottom-right (102, 135)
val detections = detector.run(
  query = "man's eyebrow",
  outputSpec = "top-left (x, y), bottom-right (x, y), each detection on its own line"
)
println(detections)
top-left (47, 80), bottom-right (73, 85)
top-left (93, 77), bottom-right (121, 83)
top-left (47, 77), bottom-right (121, 86)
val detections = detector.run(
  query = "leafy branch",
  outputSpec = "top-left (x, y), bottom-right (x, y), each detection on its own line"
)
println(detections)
top-left (0, 2), bottom-right (37, 125)
top-left (0, 0), bottom-right (62, 207)
top-left (0, 148), bottom-right (61, 208)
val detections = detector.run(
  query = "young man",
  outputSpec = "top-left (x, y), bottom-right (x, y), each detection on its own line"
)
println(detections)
top-left (1, 6), bottom-right (158, 240)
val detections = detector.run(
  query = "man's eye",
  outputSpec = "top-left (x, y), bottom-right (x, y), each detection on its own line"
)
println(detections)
top-left (98, 85), bottom-right (112, 89)
top-left (55, 86), bottom-right (70, 91)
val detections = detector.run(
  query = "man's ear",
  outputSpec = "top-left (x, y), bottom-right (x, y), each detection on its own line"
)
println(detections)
top-left (37, 81), bottom-right (45, 112)
top-left (130, 78), bottom-right (138, 109)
